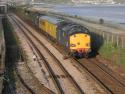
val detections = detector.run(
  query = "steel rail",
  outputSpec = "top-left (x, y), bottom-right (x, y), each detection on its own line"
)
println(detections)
top-left (10, 15), bottom-right (65, 94)
top-left (75, 58), bottom-right (125, 94)
top-left (11, 14), bottom-right (84, 94)
top-left (9, 16), bottom-right (54, 94)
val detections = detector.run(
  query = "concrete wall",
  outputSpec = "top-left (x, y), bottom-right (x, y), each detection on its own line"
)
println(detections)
top-left (0, 17), bottom-right (5, 94)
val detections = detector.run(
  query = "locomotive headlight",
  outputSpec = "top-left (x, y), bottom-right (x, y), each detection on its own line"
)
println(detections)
top-left (70, 44), bottom-right (76, 47)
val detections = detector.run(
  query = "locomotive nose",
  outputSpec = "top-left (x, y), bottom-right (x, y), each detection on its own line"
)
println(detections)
top-left (70, 33), bottom-right (91, 57)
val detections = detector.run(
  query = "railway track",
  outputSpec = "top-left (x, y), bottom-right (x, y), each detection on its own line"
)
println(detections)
top-left (91, 58), bottom-right (125, 87)
top-left (9, 14), bottom-right (84, 94)
top-left (95, 57), bottom-right (125, 81)
top-left (7, 16), bottom-right (54, 94)
top-left (16, 48), bottom-right (54, 94)
top-left (16, 61), bottom-right (54, 94)
top-left (51, 40), bottom-right (125, 94)
top-left (9, 15), bottom-right (58, 94)
top-left (76, 58), bottom-right (125, 94)
top-left (10, 13), bottom-right (125, 94)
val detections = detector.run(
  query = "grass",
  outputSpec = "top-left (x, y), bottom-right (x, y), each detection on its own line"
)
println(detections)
top-left (99, 42), bottom-right (117, 59)
top-left (115, 49), bottom-right (125, 68)
top-left (99, 42), bottom-right (125, 68)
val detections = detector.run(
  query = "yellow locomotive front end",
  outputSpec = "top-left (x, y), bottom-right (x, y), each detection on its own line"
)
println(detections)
top-left (70, 33), bottom-right (91, 57)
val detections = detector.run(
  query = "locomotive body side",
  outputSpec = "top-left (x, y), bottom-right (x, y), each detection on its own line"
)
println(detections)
top-left (39, 16), bottom-right (58, 38)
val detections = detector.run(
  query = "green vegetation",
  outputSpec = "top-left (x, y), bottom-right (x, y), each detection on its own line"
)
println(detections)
top-left (99, 42), bottom-right (125, 68)
top-left (116, 49), bottom-right (125, 66)
top-left (99, 42), bottom-right (117, 59)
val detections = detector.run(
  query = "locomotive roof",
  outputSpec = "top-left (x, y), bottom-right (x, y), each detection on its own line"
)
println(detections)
top-left (58, 22), bottom-right (90, 34)
top-left (39, 16), bottom-right (63, 24)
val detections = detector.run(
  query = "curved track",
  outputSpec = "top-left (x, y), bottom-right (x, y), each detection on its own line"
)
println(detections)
top-left (9, 14), bottom-right (84, 94)
top-left (10, 13), bottom-right (125, 94)
top-left (8, 16), bottom-right (54, 94)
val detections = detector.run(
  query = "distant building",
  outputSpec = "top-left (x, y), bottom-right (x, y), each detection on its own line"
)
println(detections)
top-left (0, 2), bottom-right (7, 14)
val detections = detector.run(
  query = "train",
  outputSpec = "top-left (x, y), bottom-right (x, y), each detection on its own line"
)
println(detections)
top-left (25, 9), bottom-right (91, 57)
top-left (38, 16), bottom-right (91, 57)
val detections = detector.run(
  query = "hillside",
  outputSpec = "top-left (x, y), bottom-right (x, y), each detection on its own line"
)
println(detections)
top-left (114, 0), bottom-right (125, 3)
top-left (34, 0), bottom-right (125, 4)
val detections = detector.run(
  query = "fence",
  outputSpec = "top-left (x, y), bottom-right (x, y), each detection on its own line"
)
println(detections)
top-left (88, 26), bottom-right (125, 49)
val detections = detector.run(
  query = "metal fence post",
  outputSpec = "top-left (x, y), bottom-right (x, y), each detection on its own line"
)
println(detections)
top-left (111, 34), bottom-right (114, 44)
top-left (116, 35), bottom-right (119, 47)
top-left (122, 37), bottom-right (124, 48)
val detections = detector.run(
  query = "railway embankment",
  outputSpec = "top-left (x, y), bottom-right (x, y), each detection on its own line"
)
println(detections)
top-left (8, 15), bottom-right (54, 94)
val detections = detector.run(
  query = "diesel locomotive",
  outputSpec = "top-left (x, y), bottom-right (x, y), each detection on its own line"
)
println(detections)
top-left (38, 16), bottom-right (91, 57)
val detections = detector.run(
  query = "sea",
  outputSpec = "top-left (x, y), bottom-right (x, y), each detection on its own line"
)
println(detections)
top-left (50, 4), bottom-right (125, 24)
